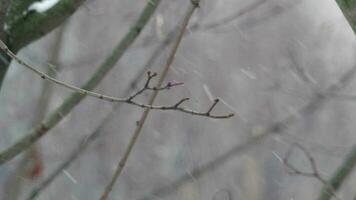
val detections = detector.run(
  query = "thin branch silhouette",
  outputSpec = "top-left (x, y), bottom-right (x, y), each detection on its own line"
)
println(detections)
top-left (279, 143), bottom-right (341, 200)
top-left (0, 41), bottom-right (232, 119)
top-left (99, 1), bottom-right (201, 199)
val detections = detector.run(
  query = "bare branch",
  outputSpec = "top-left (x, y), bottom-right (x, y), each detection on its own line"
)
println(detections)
top-left (281, 143), bottom-right (342, 200)
top-left (0, 40), bottom-right (233, 119)
top-left (206, 99), bottom-right (220, 115)
top-left (283, 143), bottom-right (317, 177)
top-left (99, 1), bottom-right (201, 199)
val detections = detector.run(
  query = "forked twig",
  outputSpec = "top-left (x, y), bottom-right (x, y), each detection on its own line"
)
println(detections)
top-left (0, 40), bottom-right (232, 119)
top-left (280, 143), bottom-right (341, 200)
top-left (99, 1), bottom-right (201, 199)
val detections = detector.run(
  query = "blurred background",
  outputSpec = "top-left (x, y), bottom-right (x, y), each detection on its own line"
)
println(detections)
top-left (0, 0), bottom-right (356, 199)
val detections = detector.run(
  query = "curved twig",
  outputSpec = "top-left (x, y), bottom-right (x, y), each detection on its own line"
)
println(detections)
top-left (0, 41), bottom-right (233, 119)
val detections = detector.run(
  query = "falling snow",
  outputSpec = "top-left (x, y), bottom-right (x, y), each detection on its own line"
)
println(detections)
top-left (1, 0), bottom-right (355, 199)
top-left (202, 84), bottom-right (214, 102)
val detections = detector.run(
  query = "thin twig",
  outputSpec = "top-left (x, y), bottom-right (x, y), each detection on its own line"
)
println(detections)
top-left (137, 65), bottom-right (356, 200)
top-left (281, 143), bottom-right (341, 200)
top-left (99, 1), bottom-right (200, 199)
top-left (0, 0), bottom-right (161, 165)
top-left (0, 41), bottom-right (232, 119)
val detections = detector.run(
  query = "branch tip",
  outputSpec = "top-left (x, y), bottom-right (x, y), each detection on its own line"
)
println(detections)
top-left (207, 98), bottom-right (220, 114)
top-left (174, 97), bottom-right (190, 108)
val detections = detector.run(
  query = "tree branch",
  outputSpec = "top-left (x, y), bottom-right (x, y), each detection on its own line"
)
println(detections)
top-left (0, 0), bottom-right (161, 165)
top-left (99, 1), bottom-right (200, 199)
top-left (0, 41), bottom-right (232, 118)
top-left (280, 143), bottom-right (341, 200)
